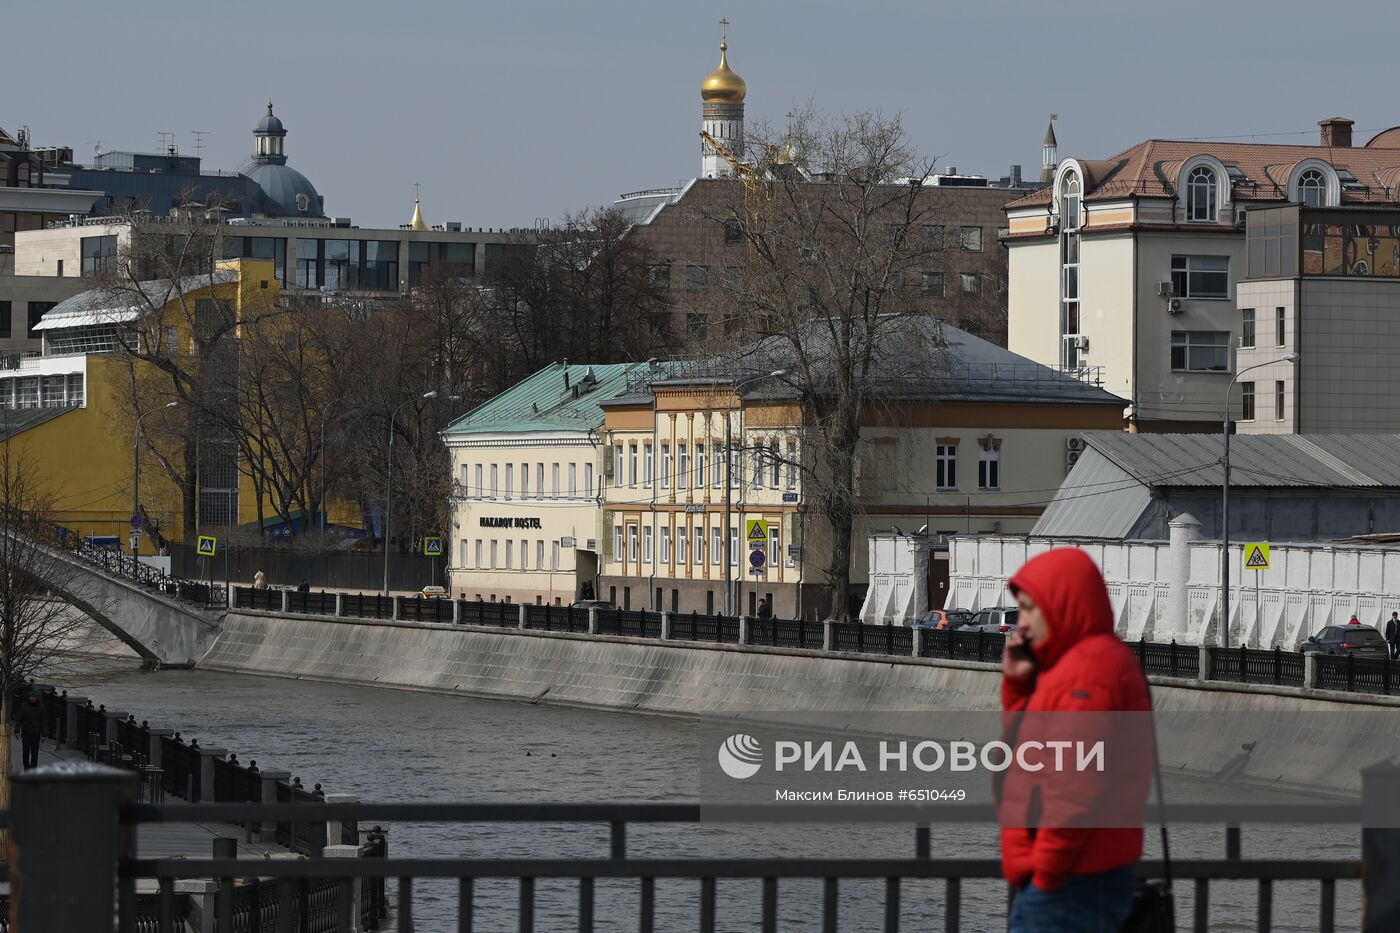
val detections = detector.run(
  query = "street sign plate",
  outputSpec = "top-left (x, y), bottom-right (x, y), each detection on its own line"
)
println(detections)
top-left (1243, 542), bottom-right (1270, 570)
top-left (561, 536), bottom-right (575, 548)
top-left (684, 504), bottom-right (705, 514)
top-left (130, 513), bottom-right (143, 529)
top-left (750, 568), bottom-right (765, 576)
top-left (749, 548), bottom-right (766, 569)
top-left (196, 535), bottom-right (218, 557)
top-left (423, 536), bottom-right (444, 556)
top-left (782, 492), bottom-right (798, 503)
top-left (746, 518), bottom-right (768, 543)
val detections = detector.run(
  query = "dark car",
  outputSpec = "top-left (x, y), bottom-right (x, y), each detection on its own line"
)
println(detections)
top-left (967, 607), bottom-right (1019, 634)
top-left (913, 609), bottom-right (975, 630)
top-left (570, 600), bottom-right (617, 611)
top-left (1299, 624), bottom-right (1389, 658)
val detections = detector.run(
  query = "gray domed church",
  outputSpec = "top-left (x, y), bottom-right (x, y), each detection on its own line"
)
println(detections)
top-left (240, 103), bottom-right (324, 217)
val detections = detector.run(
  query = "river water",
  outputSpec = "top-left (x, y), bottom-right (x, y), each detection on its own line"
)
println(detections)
top-left (64, 653), bottom-right (1360, 932)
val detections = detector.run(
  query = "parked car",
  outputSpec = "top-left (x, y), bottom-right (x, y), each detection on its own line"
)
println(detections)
top-left (966, 607), bottom-right (1020, 634)
top-left (1299, 624), bottom-right (1388, 658)
top-left (419, 586), bottom-right (448, 599)
top-left (913, 609), bottom-right (975, 630)
top-left (570, 599), bottom-right (617, 611)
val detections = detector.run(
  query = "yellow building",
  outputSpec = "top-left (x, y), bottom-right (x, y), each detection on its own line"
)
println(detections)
top-left (5, 258), bottom-right (347, 552)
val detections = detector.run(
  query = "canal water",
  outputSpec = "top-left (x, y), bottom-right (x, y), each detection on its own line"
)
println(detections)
top-left (67, 656), bottom-right (1359, 932)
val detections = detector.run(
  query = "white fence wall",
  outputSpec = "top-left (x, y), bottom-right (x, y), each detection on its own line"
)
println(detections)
top-left (947, 534), bottom-right (1400, 648)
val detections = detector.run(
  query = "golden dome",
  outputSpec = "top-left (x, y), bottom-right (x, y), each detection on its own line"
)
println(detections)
top-left (701, 41), bottom-right (746, 103)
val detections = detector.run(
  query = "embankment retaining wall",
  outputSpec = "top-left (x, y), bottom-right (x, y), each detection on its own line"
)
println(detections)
top-left (202, 611), bottom-right (1400, 794)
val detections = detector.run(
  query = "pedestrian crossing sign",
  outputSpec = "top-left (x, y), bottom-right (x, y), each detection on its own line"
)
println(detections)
top-left (196, 535), bottom-right (218, 557)
top-left (1244, 542), bottom-right (1270, 570)
top-left (423, 536), bottom-right (443, 556)
top-left (746, 518), bottom-right (768, 543)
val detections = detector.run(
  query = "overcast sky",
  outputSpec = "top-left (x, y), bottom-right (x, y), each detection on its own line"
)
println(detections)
top-left (11, 0), bottom-right (1400, 229)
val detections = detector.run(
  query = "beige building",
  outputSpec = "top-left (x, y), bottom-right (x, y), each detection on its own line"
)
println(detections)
top-left (441, 361), bottom-right (663, 605)
top-left (1003, 117), bottom-right (1400, 431)
top-left (1236, 203), bottom-right (1400, 434)
top-left (599, 322), bottom-right (1125, 619)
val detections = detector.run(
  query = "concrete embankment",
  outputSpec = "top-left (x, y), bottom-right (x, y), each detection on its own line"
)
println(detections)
top-left (201, 611), bottom-right (1400, 794)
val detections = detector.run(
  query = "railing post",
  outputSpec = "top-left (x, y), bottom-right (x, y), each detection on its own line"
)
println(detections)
top-left (739, 616), bottom-right (750, 645)
top-left (323, 792), bottom-right (360, 848)
top-left (822, 619), bottom-right (833, 652)
top-left (517, 603), bottom-right (528, 630)
top-left (11, 763), bottom-right (138, 933)
top-left (259, 769), bottom-right (292, 844)
top-left (1304, 650), bottom-right (1318, 689)
top-left (147, 727), bottom-right (173, 769)
top-left (392, 595), bottom-right (403, 621)
top-left (912, 627), bottom-right (923, 658)
top-left (335, 592), bottom-right (345, 617)
top-left (103, 707), bottom-right (128, 746)
top-left (661, 611), bottom-right (672, 640)
top-left (198, 747), bottom-right (228, 803)
top-left (324, 843), bottom-right (369, 926)
top-left (452, 597), bottom-right (462, 624)
top-left (588, 606), bottom-right (599, 635)
top-left (1362, 756), bottom-right (1400, 931)
top-left (64, 694), bottom-right (89, 748)
top-left (1199, 644), bottom-right (1212, 681)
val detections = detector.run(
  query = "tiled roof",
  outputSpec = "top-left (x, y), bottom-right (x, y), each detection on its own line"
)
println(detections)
top-left (1007, 134), bottom-right (1400, 209)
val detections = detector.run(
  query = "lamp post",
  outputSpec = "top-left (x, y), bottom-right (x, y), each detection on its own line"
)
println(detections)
top-left (723, 369), bottom-right (785, 617)
top-left (1220, 352), bottom-right (1298, 648)
top-left (319, 398), bottom-right (338, 537)
top-left (382, 391), bottom-right (460, 596)
top-left (132, 401), bottom-right (178, 554)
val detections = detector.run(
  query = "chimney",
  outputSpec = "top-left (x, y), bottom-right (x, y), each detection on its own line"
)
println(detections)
top-left (1009, 164), bottom-right (1022, 187)
top-left (1319, 117), bottom-right (1354, 148)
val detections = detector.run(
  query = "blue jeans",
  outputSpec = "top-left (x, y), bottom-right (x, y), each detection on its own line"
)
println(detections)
top-left (1008, 866), bottom-right (1136, 933)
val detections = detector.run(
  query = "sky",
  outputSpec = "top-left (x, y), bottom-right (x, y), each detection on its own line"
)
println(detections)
top-left (10, 0), bottom-right (1400, 229)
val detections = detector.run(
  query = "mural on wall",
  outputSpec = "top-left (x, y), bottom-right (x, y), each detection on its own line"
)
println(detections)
top-left (1303, 222), bottom-right (1400, 277)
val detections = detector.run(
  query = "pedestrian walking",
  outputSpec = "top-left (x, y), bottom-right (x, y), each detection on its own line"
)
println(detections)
top-left (757, 594), bottom-right (773, 619)
top-left (18, 693), bottom-right (45, 770)
top-left (253, 570), bottom-right (267, 590)
top-left (296, 579), bottom-right (310, 593)
top-left (998, 548), bottom-right (1154, 932)
top-left (1386, 612), bottom-right (1400, 660)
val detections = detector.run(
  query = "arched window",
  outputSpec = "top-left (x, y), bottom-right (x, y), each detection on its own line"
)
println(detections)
top-left (1060, 172), bottom-right (1081, 231)
top-left (1297, 169), bottom-right (1326, 207)
top-left (1186, 166), bottom-right (1217, 222)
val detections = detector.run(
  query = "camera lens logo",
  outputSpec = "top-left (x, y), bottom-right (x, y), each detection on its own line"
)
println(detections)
top-left (717, 733), bottom-right (763, 780)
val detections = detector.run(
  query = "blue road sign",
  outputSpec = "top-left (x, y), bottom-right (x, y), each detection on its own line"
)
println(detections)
top-left (749, 548), bottom-right (766, 569)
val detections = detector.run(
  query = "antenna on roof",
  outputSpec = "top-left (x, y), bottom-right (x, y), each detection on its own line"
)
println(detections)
top-left (191, 130), bottom-right (207, 160)
top-left (157, 131), bottom-right (175, 154)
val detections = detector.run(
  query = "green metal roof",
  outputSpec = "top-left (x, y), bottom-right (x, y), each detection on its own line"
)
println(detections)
top-left (443, 361), bottom-right (665, 436)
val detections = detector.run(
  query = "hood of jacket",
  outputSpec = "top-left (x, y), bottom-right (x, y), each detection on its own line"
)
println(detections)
top-left (1007, 548), bottom-right (1114, 671)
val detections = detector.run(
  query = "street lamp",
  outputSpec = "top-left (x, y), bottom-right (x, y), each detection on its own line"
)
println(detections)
top-left (1220, 352), bottom-right (1298, 648)
top-left (133, 401), bottom-right (179, 553)
top-left (382, 391), bottom-right (461, 596)
top-left (723, 369), bottom-right (786, 616)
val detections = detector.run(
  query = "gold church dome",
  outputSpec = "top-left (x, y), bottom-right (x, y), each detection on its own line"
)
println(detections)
top-left (701, 40), bottom-right (746, 103)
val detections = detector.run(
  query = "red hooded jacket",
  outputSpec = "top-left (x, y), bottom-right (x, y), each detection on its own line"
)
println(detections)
top-left (999, 548), bottom-right (1152, 891)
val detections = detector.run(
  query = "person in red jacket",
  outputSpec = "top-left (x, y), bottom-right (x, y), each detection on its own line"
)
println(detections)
top-left (999, 547), bottom-right (1152, 932)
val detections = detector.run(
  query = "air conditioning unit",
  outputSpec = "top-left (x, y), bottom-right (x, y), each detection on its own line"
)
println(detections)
top-left (1066, 437), bottom-right (1084, 453)
top-left (1065, 335), bottom-right (1089, 352)
top-left (1157, 282), bottom-right (1175, 297)
top-left (1066, 449), bottom-right (1081, 473)
top-left (1168, 299), bottom-right (1183, 314)
top-left (603, 457), bottom-right (615, 479)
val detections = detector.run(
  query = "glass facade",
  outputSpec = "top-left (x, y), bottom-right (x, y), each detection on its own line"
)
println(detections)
top-left (295, 238), bottom-right (404, 290)
top-left (81, 235), bottom-right (119, 275)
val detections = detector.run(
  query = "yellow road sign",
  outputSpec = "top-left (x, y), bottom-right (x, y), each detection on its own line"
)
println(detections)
top-left (423, 536), bottom-right (443, 556)
top-left (746, 518), bottom-right (768, 543)
top-left (1243, 542), bottom-right (1270, 570)
top-left (196, 534), bottom-right (218, 557)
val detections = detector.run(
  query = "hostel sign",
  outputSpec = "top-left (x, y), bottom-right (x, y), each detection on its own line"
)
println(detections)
top-left (479, 517), bottom-right (543, 529)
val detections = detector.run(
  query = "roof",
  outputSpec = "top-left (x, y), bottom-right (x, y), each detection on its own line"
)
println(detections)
top-left (255, 104), bottom-right (285, 136)
top-left (1008, 134), bottom-right (1400, 209)
top-left (443, 362), bottom-right (666, 436)
top-left (651, 318), bottom-right (1125, 408)
top-left (0, 406), bottom-right (77, 441)
top-left (242, 161), bottom-right (322, 217)
top-left (1082, 432), bottom-right (1400, 488)
top-left (34, 269), bottom-right (239, 331)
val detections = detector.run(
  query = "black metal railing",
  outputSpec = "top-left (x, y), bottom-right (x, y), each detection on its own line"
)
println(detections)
top-left (669, 612), bottom-right (742, 644)
top-left (458, 599), bottom-right (517, 627)
top-left (596, 608), bottom-right (664, 638)
top-left (1208, 645), bottom-right (1307, 687)
top-left (1315, 654), bottom-right (1397, 695)
top-left (53, 531), bottom-right (228, 609)
top-left (524, 604), bottom-right (590, 633)
top-left (748, 617), bottom-right (825, 649)
top-left (1135, 639), bottom-right (1201, 679)
top-left (399, 596), bottom-right (453, 624)
top-left (918, 629), bottom-right (1007, 663)
top-left (831, 621), bottom-right (914, 655)
top-left (287, 589), bottom-right (338, 616)
top-left (341, 593), bottom-right (393, 619)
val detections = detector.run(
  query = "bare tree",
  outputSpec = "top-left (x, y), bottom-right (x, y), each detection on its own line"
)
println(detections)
top-left (702, 108), bottom-right (952, 618)
top-left (0, 435), bottom-right (89, 813)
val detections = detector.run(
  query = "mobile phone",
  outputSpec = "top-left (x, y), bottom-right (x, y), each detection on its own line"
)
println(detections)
top-left (1010, 641), bottom-right (1037, 666)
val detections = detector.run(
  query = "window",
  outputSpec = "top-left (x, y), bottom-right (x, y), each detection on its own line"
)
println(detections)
top-left (729, 528), bottom-right (739, 566)
top-left (713, 447), bottom-right (724, 487)
top-left (978, 445), bottom-right (1000, 489)
top-left (661, 443), bottom-right (671, 488)
top-left (490, 540), bottom-right (499, 570)
top-left (1297, 169), bottom-right (1326, 208)
top-left (1241, 308), bottom-right (1255, 348)
top-left (81, 235), bottom-right (119, 276)
top-left (1275, 380), bottom-right (1285, 421)
top-left (27, 302), bottom-right (56, 339)
top-left (712, 527), bottom-right (722, 565)
top-left (552, 541), bottom-right (560, 571)
top-left (921, 272), bottom-right (944, 297)
top-left (505, 464), bottom-right (513, 498)
top-left (661, 528), bottom-right (671, 564)
top-left (614, 445), bottom-right (624, 487)
top-left (643, 527), bottom-right (654, 563)
top-left (584, 463), bottom-right (594, 497)
top-left (1186, 166), bottom-right (1218, 222)
top-left (786, 440), bottom-right (798, 489)
top-left (695, 528), bottom-right (705, 565)
top-left (461, 540), bottom-right (471, 569)
top-left (520, 539), bottom-right (529, 570)
top-left (685, 264), bottom-right (709, 291)
top-left (1241, 381), bottom-right (1255, 421)
top-left (678, 526), bottom-right (688, 565)
top-left (678, 444), bottom-right (689, 488)
top-left (936, 443), bottom-right (958, 490)
top-left (724, 219), bottom-right (743, 245)
top-left (1169, 331), bottom-right (1230, 371)
top-left (614, 526), bottom-right (623, 563)
top-left (629, 444), bottom-right (638, 486)
top-left (628, 526), bottom-right (639, 561)
top-left (1276, 307), bottom-right (1286, 347)
top-left (649, 264), bottom-right (671, 290)
top-left (644, 445), bottom-right (654, 487)
top-left (959, 226), bottom-right (983, 251)
top-left (960, 273), bottom-right (980, 295)
top-left (520, 462), bottom-right (529, 497)
top-left (769, 526), bottom-right (780, 568)
top-left (752, 446), bottom-right (764, 488)
top-left (490, 465), bottom-right (498, 498)
top-left (729, 446), bottom-right (739, 488)
top-left (770, 441), bottom-right (780, 487)
top-left (0, 302), bottom-right (9, 339)
top-left (552, 462), bottom-right (560, 497)
top-left (505, 541), bottom-right (513, 570)
top-left (696, 443), bottom-right (706, 486)
top-left (1060, 173), bottom-right (1081, 231)
top-left (1170, 255), bottom-right (1229, 299)
top-left (568, 462), bottom-right (577, 497)
top-left (536, 463), bottom-right (544, 496)
top-left (476, 540), bottom-right (484, 568)
top-left (538, 540), bottom-right (545, 570)
top-left (922, 224), bottom-right (945, 250)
